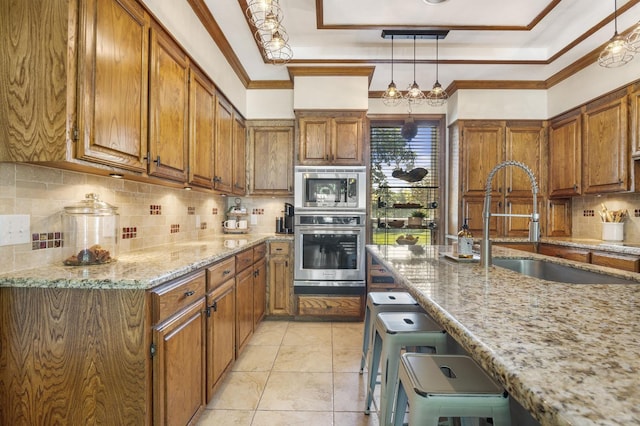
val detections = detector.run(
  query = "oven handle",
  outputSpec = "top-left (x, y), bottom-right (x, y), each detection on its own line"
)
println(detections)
top-left (295, 226), bottom-right (365, 233)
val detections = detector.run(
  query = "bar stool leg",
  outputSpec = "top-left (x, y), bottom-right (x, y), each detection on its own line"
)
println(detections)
top-left (365, 329), bottom-right (382, 415)
top-left (360, 304), bottom-right (372, 374)
top-left (393, 376), bottom-right (409, 426)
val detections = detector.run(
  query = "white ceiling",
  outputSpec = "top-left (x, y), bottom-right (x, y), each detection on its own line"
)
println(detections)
top-left (202, 0), bottom-right (640, 91)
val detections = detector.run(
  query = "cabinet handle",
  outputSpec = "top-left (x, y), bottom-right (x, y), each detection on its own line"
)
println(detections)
top-left (573, 184), bottom-right (578, 191)
top-left (498, 201), bottom-right (503, 208)
top-left (184, 290), bottom-right (195, 297)
top-left (507, 187), bottom-right (511, 193)
top-left (325, 155), bottom-right (329, 160)
top-left (143, 153), bottom-right (160, 166)
top-left (223, 269), bottom-right (231, 275)
top-left (275, 248), bottom-right (283, 251)
top-left (285, 261), bottom-right (288, 267)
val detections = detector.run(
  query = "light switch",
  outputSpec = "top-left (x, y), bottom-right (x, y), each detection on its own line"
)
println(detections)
top-left (0, 215), bottom-right (31, 246)
top-left (250, 214), bottom-right (258, 225)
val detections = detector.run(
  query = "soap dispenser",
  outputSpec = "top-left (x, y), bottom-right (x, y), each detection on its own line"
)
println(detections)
top-left (457, 218), bottom-right (474, 258)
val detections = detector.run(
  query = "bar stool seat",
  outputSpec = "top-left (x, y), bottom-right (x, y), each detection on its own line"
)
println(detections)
top-left (365, 311), bottom-right (448, 426)
top-left (393, 353), bottom-right (511, 426)
top-left (360, 292), bottom-right (424, 374)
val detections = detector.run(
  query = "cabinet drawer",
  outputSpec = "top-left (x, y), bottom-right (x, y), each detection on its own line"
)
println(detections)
top-left (151, 271), bottom-right (206, 324)
top-left (591, 251), bottom-right (640, 272)
top-left (236, 249), bottom-right (253, 272)
top-left (269, 241), bottom-right (290, 255)
top-left (253, 243), bottom-right (267, 262)
top-left (297, 295), bottom-right (363, 317)
top-left (538, 244), bottom-right (591, 263)
top-left (207, 257), bottom-right (235, 292)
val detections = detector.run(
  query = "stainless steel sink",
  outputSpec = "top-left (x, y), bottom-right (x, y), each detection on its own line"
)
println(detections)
top-left (492, 258), bottom-right (638, 284)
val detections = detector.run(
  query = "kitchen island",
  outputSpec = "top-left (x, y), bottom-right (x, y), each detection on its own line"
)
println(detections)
top-left (367, 244), bottom-right (640, 426)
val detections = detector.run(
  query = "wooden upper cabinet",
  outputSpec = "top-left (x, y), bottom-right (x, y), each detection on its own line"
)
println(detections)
top-left (232, 116), bottom-right (247, 195)
top-left (461, 124), bottom-right (504, 197)
top-left (630, 86), bottom-right (640, 158)
top-left (214, 96), bottom-right (234, 193)
top-left (582, 94), bottom-right (629, 194)
top-left (547, 198), bottom-right (572, 237)
top-left (76, 0), bottom-right (149, 172)
top-left (188, 66), bottom-right (216, 189)
top-left (505, 125), bottom-right (544, 197)
top-left (149, 25), bottom-right (189, 182)
top-left (248, 122), bottom-right (294, 195)
top-left (297, 112), bottom-right (365, 165)
top-left (549, 111), bottom-right (582, 197)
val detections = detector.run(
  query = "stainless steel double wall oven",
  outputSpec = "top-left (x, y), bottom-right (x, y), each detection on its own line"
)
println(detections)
top-left (293, 166), bottom-right (367, 295)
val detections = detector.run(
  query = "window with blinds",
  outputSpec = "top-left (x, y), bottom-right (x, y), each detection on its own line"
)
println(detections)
top-left (370, 119), bottom-right (442, 245)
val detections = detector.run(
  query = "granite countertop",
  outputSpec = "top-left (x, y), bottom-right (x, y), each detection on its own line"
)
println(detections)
top-left (367, 244), bottom-right (640, 426)
top-left (0, 234), bottom-right (293, 290)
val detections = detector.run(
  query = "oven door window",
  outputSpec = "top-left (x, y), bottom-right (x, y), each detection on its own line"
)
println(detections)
top-left (301, 233), bottom-right (358, 270)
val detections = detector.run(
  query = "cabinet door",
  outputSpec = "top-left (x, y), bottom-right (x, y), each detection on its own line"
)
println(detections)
top-left (149, 26), bottom-right (189, 182)
top-left (206, 279), bottom-right (235, 401)
top-left (461, 125), bottom-right (504, 197)
top-left (188, 66), bottom-right (215, 189)
top-left (232, 116), bottom-right (247, 195)
top-left (582, 96), bottom-right (628, 194)
top-left (235, 267), bottom-right (253, 355)
top-left (250, 126), bottom-right (294, 195)
top-left (299, 117), bottom-right (331, 164)
top-left (253, 258), bottom-right (267, 325)
top-left (331, 117), bottom-right (363, 165)
top-left (504, 198), bottom-right (542, 237)
top-left (153, 299), bottom-right (205, 426)
top-left (269, 254), bottom-right (291, 315)
top-left (505, 125), bottom-right (543, 197)
top-left (462, 197), bottom-right (501, 237)
top-left (214, 96), bottom-right (234, 192)
top-left (547, 199), bottom-right (572, 237)
top-left (630, 87), bottom-right (640, 157)
top-left (549, 112), bottom-right (581, 197)
top-left (76, 0), bottom-right (149, 172)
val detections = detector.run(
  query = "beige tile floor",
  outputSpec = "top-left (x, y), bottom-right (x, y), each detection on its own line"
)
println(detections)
top-left (197, 320), bottom-right (380, 426)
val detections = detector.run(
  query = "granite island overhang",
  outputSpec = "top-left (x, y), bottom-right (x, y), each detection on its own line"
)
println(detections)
top-left (367, 244), bottom-right (640, 426)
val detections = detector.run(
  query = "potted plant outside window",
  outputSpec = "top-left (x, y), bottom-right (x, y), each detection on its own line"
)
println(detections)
top-left (408, 210), bottom-right (426, 227)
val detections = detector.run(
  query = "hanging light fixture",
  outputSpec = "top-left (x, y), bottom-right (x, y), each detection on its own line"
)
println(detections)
top-left (426, 35), bottom-right (448, 106)
top-left (382, 35), bottom-right (404, 106)
top-left (404, 36), bottom-right (426, 105)
top-left (247, 0), bottom-right (293, 65)
top-left (598, 0), bottom-right (634, 68)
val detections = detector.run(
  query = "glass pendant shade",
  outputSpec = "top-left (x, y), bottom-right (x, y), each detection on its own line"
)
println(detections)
top-left (382, 36), bottom-right (404, 106)
top-left (599, 0), bottom-right (634, 68)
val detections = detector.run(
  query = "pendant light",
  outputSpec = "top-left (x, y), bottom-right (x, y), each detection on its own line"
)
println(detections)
top-left (426, 36), bottom-right (448, 106)
top-left (404, 36), bottom-right (426, 105)
top-left (598, 0), bottom-right (634, 68)
top-left (382, 36), bottom-right (404, 106)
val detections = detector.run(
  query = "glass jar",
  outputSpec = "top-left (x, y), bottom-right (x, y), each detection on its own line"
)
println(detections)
top-left (62, 193), bottom-right (119, 266)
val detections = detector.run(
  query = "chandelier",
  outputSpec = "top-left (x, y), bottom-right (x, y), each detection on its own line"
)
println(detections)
top-left (598, 0), bottom-right (634, 68)
top-left (381, 30), bottom-right (449, 108)
top-left (246, 0), bottom-right (293, 65)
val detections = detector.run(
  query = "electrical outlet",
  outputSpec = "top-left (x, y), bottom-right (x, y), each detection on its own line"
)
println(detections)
top-left (0, 215), bottom-right (31, 246)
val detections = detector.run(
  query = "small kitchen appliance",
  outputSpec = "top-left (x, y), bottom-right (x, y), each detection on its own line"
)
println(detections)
top-left (276, 202), bottom-right (295, 234)
top-left (294, 166), bottom-right (366, 211)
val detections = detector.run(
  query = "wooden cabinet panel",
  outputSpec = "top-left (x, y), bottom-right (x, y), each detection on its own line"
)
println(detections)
top-left (299, 118), bottom-right (331, 164)
top-left (249, 124), bottom-right (294, 195)
top-left (268, 242), bottom-right (292, 315)
top-left (630, 87), bottom-right (640, 158)
top-left (214, 96), bottom-right (234, 192)
top-left (547, 199), bottom-right (572, 237)
top-left (149, 25), bottom-right (189, 182)
top-left (188, 66), bottom-right (216, 189)
top-left (235, 267), bottom-right (253, 355)
top-left (591, 251), bottom-right (640, 272)
top-left (150, 271), bottom-right (206, 324)
top-left (253, 258), bottom-right (267, 325)
top-left (232, 116), bottom-right (247, 195)
top-left (582, 96), bottom-right (629, 194)
top-left (332, 117), bottom-right (363, 164)
top-left (461, 125), bottom-right (504, 197)
top-left (206, 257), bottom-right (235, 292)
top-left (153, 299), bottom-right (206, 426)
top-left (549, 112), bottom-right (581, 197)
top-left (461, 197), bottom-right (501, 237)
top-left (206, 279), bottom-right (235, 401)
top-left (76, 0), bottom-right (149, 172)
top-left (236, 248), bottom-right (254, 273)
top-left (505, 125), bottom-right (544, 197)
top-left (254, 242), bottom-right (267, 262)
top-left (538, 243), bottom-right (590, 263)
top-left (505, 198), bottom-right (542, 237)
top-left (297, 295), bottom-right (363, 317)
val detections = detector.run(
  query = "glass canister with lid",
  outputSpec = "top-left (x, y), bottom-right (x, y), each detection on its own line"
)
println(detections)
top-left (62, 193), bottom-right (119, 266)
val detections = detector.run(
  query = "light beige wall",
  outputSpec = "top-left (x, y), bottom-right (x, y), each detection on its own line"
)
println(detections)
top-left (293, 76), bottom-right (369, 110)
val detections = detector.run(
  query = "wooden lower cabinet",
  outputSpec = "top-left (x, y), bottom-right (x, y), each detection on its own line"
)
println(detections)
top-left (538, 243), bottom-right (591, 263)
top-left (268, 241), bottom-right (293, 315)
top-left (297, 295), bottom-right (364, 318)
top-left (235, 266), bottom-right (254, 356)
top-left (253, 257), bottom-right (267, 326)
top-left (591, 251), bottom-right (640, 272)
top-left (205, 278), bottom-right (235, 401)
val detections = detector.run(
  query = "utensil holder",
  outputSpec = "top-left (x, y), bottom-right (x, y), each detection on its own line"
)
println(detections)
top-left (602, 222), bottom-right (624, 241)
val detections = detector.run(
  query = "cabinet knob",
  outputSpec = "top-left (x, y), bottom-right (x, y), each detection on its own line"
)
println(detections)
top-left (223, 270), bottom-right (231, 275)
top-left (184, 290), bottom-right (195, 297)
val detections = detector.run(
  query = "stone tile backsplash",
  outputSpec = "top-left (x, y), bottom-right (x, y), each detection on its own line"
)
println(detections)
top-left (0, 163), bottom-right (292, 273)
top-left (571, 193), bottom-right (640, 242)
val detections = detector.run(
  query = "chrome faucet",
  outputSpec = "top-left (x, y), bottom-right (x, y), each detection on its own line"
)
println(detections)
top-left (480, 160), bottom-right (540, 268)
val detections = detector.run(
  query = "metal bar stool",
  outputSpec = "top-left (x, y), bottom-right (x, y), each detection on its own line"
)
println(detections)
top-left (365, 311), bottom-right (448, 426)
top-left (393, 353), bottom-right (511, 426)
top-left (360, 292), bottom-right (425, 374)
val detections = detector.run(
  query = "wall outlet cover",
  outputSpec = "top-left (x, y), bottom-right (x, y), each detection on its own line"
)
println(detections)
top-left (0, 214), bottom-right (30, 246)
